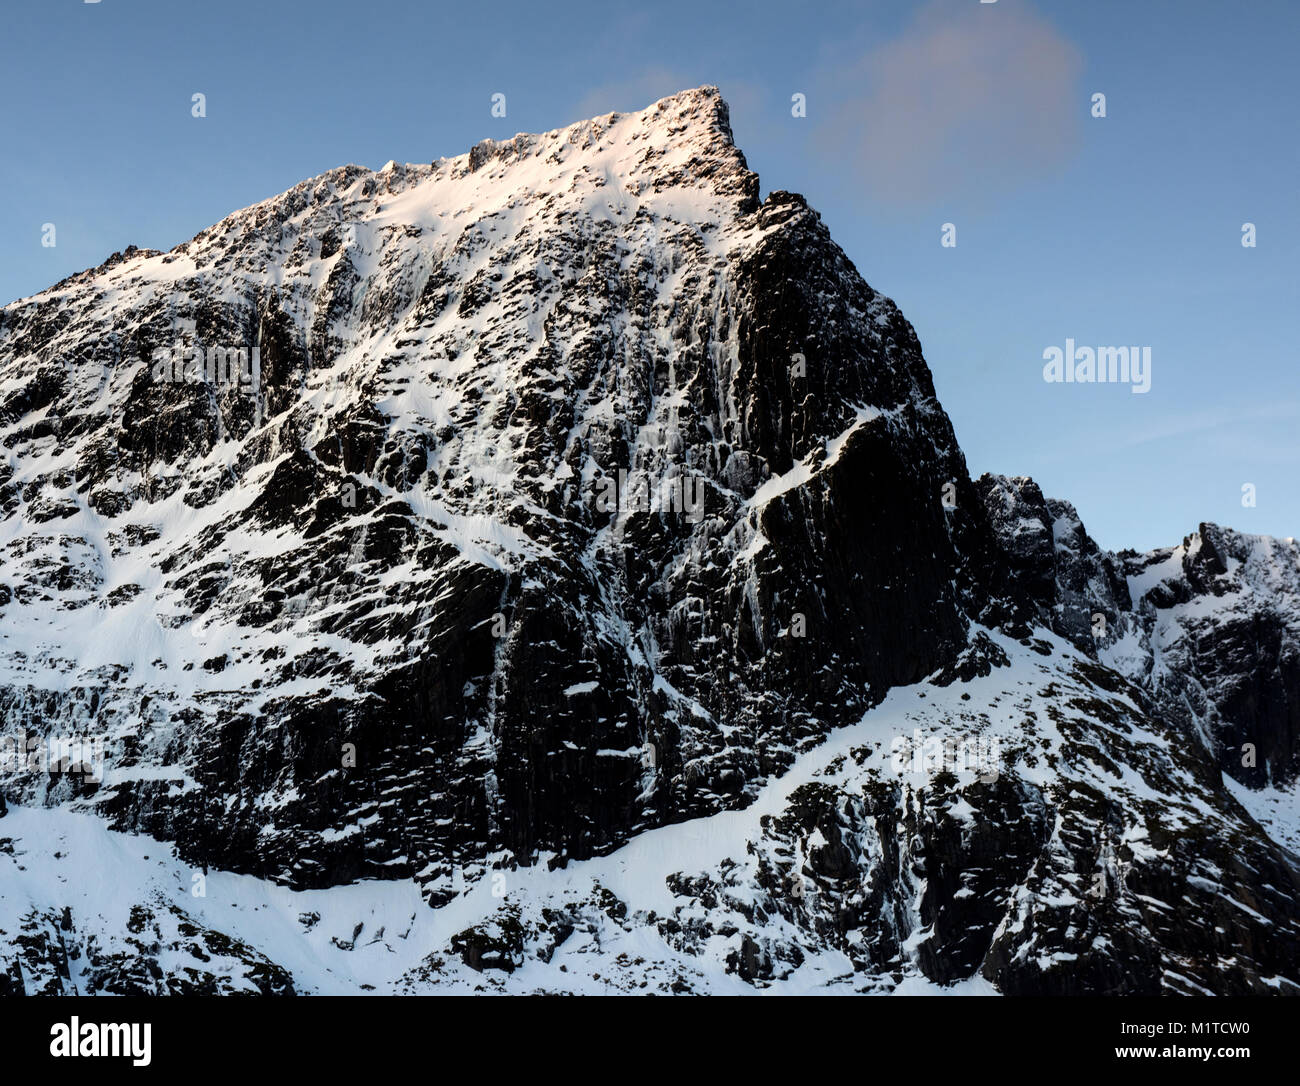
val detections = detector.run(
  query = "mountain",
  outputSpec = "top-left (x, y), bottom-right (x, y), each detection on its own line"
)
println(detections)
top-left (979, 475), bottom-right (1300, 799)
top-left (1, 87), bottom-right (1297, 995)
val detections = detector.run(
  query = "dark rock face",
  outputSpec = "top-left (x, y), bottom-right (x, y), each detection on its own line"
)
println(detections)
top-left (975, 473), bottom-right (1131, 649)
top-left (977, 474), bottom-right (1300, 791)
top-left (0, 88), bottom-right (1297, 995)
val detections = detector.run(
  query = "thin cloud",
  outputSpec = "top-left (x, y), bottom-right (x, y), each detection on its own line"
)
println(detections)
top-left (1111, 402), bottom-right (1300, 452)
top-left (814, 0), bottom-right (1083, 205)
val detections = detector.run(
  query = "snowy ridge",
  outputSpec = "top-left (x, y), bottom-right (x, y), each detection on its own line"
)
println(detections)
top-left (979, 475), bottom-right (1300, 799)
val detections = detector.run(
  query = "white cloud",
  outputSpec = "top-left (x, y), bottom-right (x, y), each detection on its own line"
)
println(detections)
top-left (814, 0), bottom-right (1083, 205)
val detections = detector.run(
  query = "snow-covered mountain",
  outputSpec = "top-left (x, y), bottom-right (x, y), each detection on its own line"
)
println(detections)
top-left (1, 87), bottom-right (1297, 995)
top-left (979, 474), bottom-right (1300, 798)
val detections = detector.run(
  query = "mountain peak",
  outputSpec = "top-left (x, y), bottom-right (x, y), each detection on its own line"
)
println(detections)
top-left (0, 77), bottom-right (975, 902)
top-left (450, 83), bottom-right (756, 207)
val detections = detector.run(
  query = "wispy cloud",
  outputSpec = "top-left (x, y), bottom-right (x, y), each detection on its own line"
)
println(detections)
top-left (813, 0), bottom-right (1083, 205)
top-left (1110, 401), bottom-right (1300, 454)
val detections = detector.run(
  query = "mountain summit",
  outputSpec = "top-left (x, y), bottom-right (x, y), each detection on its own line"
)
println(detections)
top-left (1, 88), bottom-right (1298, 995)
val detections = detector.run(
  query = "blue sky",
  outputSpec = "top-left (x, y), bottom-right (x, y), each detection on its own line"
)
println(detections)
top-left (2, 0), bottom-right (1295, 551)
